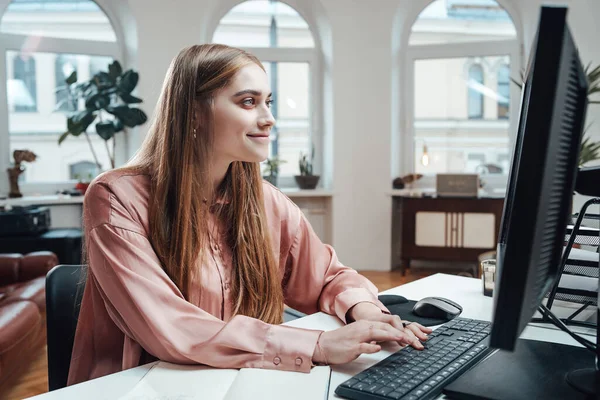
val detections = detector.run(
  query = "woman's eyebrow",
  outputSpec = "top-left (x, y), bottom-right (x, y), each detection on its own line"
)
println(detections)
top-left (232, 89), bottom-right (272, 98)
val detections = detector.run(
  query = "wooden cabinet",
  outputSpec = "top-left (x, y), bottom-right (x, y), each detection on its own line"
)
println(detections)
top-left (392, 195), bottom-right (505, 275)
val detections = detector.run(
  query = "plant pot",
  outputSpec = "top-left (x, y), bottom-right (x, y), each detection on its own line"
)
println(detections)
top-left (75, 182), bottom-right (90, 195)
top-left (294, 175), bottom-right (320, 190)
top-left (263, 175), bottom-right (278, 186)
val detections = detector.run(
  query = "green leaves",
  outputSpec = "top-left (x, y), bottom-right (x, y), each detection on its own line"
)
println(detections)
top-left (106, 106), bottom-right (148, 127)
top-left (57, 59), bottom-right (147, 171)
top-left (119, 92), bottom-right (143, 104)
top-left (65, 71), bottom-right (77, 85)
top-left (117, 70), bottom-right (139, 94)
top-left (585, 63), bottom-right (600, 104)
top-left (67, 112), bottom-right (96, 135)
top-left (579, 135), bottom-right (600, 167)
top-left (85, 93), bottom-right (110, 111)
top-left (108, 61), bottom-right (123, 81)
top-left (60, 112), bottom-right (97, 145)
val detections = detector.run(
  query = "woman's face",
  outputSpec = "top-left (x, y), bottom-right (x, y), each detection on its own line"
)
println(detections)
top-left (211, 63), bottom-right (275, 165)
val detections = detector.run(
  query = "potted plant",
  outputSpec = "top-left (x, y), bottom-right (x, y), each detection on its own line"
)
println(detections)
top-left (73, 173), bottom-right (93, 195)
top-left (513, 62), bottom-right (600, 166)
top-left (57, 60), bottom-right (148, 172)
top-left (295, 147), bottom-right (320, 189)
top-left (262, 156), bottom-right (286, 186)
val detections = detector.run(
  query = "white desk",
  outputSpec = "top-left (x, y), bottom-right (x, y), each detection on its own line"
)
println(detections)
top-left (28, 273), bottom-right (596, 400)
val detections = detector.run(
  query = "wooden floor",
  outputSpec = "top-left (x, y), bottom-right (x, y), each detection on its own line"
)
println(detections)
top-left (5, 269), bottom-right (432, 400)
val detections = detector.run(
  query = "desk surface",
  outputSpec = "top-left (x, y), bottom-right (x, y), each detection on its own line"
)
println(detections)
top-left (28, 273), bottom-right (596, 400)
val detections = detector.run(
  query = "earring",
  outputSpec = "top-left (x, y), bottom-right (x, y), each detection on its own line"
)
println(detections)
top-left (193, 128), bottom-right (197, 139)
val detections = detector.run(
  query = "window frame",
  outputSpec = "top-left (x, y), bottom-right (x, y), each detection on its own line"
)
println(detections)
top-left (467, 63), bottom-right (484, 120)
top-left (404, 35), bottom-right (521, 190)
top-left (209, 1), bottom-right (323, 189)
top-left (496, 62), bottom-right (510, 119)
top-left (0, 2), bottom-right (124, 195)
top-left (12, 52), bottom-right (36, 112)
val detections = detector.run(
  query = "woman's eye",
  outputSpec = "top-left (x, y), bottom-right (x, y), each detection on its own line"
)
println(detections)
top-left (242, 98), bottom-right (255, 106)
top-left (266, 99), bottom-right (274, 108)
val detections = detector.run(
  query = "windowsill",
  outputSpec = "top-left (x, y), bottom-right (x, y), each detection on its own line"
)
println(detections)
top-left (0, 188), bottom-right (335, 207)
top-left (388, 188), bottom-right (506, 198)
top-left (279, 188), bottom-right (334, 197)
top-left (0, 194), bottom-right (85, 207)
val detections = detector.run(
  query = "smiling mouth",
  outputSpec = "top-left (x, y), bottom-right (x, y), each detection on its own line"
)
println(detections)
top-left (247, 134), bottom-right (270, 138)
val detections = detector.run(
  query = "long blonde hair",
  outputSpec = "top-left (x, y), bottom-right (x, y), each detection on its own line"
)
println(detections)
top-left (125, 44), bottom-right (283, 324)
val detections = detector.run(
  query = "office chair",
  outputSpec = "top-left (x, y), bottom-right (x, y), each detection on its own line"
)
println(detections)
top-left (45, 264), bottom-right (86, 391)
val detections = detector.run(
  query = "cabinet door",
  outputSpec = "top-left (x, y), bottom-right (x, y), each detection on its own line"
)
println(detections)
top-left (415, 212), bottom-right (446, 247)
top-left (415, 211), bottom-right (495, 249)
top-left (463, 213), bottom-right (495, 248)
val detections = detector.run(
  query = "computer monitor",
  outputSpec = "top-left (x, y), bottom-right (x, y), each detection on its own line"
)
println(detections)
top-left (490, 6), bottom-right (589, 351)
top-left (485, 5), bottom-right (598, 396)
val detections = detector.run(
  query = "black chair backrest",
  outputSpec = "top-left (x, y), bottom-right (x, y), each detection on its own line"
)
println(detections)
top-left (46, 264), bottom-right (86, 391)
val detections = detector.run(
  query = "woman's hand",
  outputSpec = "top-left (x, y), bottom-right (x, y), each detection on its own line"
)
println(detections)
top-left (348, 302), bottom-right (433, 347)
top-left (311, 320), bottom-right (418, 365)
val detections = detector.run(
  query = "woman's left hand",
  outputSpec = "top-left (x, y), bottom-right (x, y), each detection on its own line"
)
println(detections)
top-left (347, 302), bottom-right (433, 349)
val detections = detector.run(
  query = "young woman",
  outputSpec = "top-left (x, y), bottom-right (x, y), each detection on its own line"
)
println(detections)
top-left (68, 44), bottom-right (431, 385)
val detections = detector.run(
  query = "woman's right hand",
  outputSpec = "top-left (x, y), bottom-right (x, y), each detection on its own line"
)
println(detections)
top-left (312, 320), bottom-right (424, 365)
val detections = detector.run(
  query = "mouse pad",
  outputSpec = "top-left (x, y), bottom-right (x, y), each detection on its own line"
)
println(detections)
top-left (378, 295), bottom-right (455, 327)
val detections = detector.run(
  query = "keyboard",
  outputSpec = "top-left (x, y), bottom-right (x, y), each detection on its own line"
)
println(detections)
top-left (335, 317), bottom-right (494, 400)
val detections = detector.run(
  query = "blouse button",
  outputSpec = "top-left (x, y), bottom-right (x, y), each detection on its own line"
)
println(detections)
top-left (295, 357), bottom-right (303, 366)
top-left (273, 356), bottom-right (281, 365)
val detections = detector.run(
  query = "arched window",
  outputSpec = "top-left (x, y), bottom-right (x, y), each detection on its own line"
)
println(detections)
top-left (212, 0), bottom-right (318, 186)
top-left (468, 64), bottom-right (484, 119)
top-left (1, 0), bottom-right (121, 186)
top-left (69, 160), bottom-right (99, 180)
top-left (11, 54), bottom-right (36, 112)
top-left (407, 0), bottom-right (518, 178)
top-left (497, 63), bottom-right (510, 119)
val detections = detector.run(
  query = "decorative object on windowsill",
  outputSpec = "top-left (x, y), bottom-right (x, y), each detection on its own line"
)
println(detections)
top-left (57, 60), bottom-right (148, 173)
top-left (513, 62), bottom-right (600, 167)
top-left (73, 173), bottom-right (93, 195)
top-left (295, 146), bottom-right (320, 189)
top-left (392, 173), bottom-right (423, 189)
top-left (420, 143), bottom-right (429, 167)
top-left (7, 149), bottom-right (37, 198)
top-left (262, 156), bottom-right (286, 187)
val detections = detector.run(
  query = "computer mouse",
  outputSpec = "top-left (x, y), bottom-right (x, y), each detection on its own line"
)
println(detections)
top-left (412, 297), bottom-right (463, 319)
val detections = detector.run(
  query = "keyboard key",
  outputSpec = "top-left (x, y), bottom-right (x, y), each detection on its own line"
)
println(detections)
top-left (364, 384), bottom-right (382, 393)
top-left (388, 390), bottom-right (407, 399)
top-left (341, 379), bottom-right (358, 387)
top-left (375, 386), bottom-right (394, 396)
top-left (351, 382), bottom-right (369, 390)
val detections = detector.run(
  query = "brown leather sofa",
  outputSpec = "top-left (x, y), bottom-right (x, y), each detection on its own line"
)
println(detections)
top-left (0, 251), bottom-right (58, 391)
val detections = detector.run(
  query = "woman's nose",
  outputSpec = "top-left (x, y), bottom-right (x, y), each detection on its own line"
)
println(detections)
top-left (259, 109), bottom-right (276, 128)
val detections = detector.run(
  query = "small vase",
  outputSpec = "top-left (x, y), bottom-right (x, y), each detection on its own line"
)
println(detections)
top-left (75, 182), bottom-right (90, 195)
top-left (294, 175), bottom-right (320, 189)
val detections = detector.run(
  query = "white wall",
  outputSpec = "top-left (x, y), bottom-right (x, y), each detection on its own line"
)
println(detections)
top-left (2, 0), bottom-right (600, 270)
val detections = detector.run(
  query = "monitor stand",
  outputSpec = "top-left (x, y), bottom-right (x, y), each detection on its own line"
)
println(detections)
top-left (442, 338), bottom-right (597, 400)
top-left (568, 166), bottom-right (600, 395)
top-left (564, 307), bottom-right (599, 396)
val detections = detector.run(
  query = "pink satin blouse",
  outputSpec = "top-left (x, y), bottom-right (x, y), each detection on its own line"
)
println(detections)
top-left (67, 169), bottom-right (386, 385)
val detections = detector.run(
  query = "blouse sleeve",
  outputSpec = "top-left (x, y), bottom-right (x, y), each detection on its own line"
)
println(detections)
top-left (282, 210), bottom-right (389, 323)
top-left (85, 183), bottom-right (321, 373)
